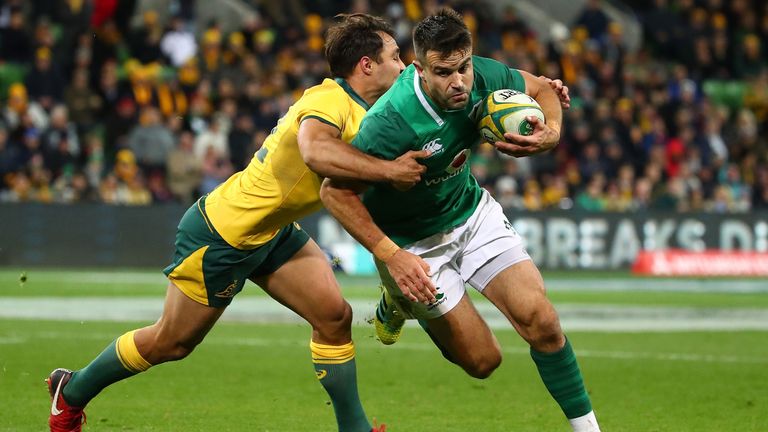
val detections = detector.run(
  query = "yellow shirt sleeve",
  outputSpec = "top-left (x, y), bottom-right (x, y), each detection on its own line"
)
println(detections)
top-left (293, 85), bottom-right (350, 131)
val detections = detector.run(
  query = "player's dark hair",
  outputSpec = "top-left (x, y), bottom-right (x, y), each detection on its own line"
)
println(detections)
top-left (325, 13), bottom-right (395, 78)
top-left (413, 8), bottom-right (472, 61)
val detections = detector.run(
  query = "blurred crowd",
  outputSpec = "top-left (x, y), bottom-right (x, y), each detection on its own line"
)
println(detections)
top-left (0, 0), bottom-right (766, 213)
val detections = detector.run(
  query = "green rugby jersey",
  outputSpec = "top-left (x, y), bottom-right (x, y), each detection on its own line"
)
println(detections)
top-left (352, 56), bottom-right (525, 246)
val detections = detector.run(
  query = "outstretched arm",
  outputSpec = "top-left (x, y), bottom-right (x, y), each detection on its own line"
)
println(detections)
top-left (298, 118), bottom-right (428, 184)
top-left (319, 177), bottom-right (437, 304)
top-left (493, 70), bottom-right (563, 157)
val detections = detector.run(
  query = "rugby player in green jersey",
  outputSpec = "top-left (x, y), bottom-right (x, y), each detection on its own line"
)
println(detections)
top-left (320, 8), bottom-right (600, 432)
top-left (45, 14), bottom-right (425, 432)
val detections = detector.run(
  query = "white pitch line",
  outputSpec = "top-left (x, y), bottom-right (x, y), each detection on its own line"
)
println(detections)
top-left (2, 297), bottom-right (768, 332)
top-left (544, 278), bottom-right (768, 293)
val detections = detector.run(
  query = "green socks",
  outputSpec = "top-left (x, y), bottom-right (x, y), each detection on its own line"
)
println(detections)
top-left (530, 337), bottom-right (593, 419)
top-left (63, 330), bottom-right (151, 407)
top-left (310, 341), bottom-right (371, 432)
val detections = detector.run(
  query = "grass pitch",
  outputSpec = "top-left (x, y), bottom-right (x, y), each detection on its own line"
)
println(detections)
top-left (1, 269), bottom-right (767, 431)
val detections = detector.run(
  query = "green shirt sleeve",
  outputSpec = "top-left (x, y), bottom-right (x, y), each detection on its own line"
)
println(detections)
top-left (352, 102), bottom-right (419, 160)
top-left (472, 56), bottom-right (526, 93)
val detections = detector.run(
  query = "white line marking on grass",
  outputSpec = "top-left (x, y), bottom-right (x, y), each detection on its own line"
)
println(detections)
top-left (338, 274), bottom-right (768, 293)
top-left (3, 297), bottom-right (768, 331)
top-left (543, 278), bottom-right (768, 294)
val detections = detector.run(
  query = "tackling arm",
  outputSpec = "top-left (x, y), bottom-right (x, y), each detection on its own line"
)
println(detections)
top-left (319, 177), bottom-right (436, 304)
top-left (298, 118), bottom-right (428, 184)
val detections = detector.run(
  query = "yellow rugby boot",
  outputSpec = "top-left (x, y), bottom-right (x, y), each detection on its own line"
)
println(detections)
top-left (374, 287), bottom-right (404, 345)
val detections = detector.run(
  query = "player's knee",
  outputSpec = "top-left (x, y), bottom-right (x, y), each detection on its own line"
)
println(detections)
top-left (154, 338), bottom-right (199, 362)
top-left (328, 300), bottom-right (353, 330)
top-left (526, 309), bottom-right (564, 350)
top-left (168, 342), bottom-right (196, 361)
top-left (463, 350), bottom-right (502, 379)
top-left (517, 297), bottom-right (558, 329)
top-left (144, 329), bottom-right (202, 363)
top-left (314, 300), bottom-right (353, 340)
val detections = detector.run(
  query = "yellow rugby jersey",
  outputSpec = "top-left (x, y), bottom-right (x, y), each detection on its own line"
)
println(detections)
top-left (203, 78), bottom-right (371, 249)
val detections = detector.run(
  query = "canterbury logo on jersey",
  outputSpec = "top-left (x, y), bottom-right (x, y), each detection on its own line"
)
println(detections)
top-left (422, 138), bottom-right (444, 157)
top-left (316, 369), bottom-right (328, 380)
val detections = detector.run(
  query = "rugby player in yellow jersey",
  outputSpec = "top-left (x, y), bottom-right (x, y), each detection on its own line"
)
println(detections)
top-left (46, 14), bottom-right (429, 432)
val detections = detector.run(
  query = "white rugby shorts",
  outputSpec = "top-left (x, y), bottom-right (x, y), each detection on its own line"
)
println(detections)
top-left (375, 189), bottom-right (531, 320)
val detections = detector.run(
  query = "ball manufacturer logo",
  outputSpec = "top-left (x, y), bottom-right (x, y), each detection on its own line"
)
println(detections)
top-left (495, 89), bottom-right (521, 101)
top-left (480, 127), bottom-right (498, 144)
top-left (495, 89), bottom-right (535, 104)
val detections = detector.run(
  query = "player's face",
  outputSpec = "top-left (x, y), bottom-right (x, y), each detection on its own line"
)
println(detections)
top-left (373, 32), bottom-right (405, 90)
top-left (416, 48), bottom-right (474, 110)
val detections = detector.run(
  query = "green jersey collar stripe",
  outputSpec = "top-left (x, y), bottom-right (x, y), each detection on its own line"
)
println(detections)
top-left (413, 72), bottom-right (444, 126)
top-left (334, 78), bottom-right (371, 110)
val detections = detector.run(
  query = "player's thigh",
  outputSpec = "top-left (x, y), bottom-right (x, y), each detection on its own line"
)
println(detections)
top-left (252, 238), bottom-right (347, 328)
top-left (425, 293), bottom-right (500, 367)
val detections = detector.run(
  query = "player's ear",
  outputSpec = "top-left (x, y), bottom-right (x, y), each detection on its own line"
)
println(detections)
top-left (359, 56), bottom-right (374, 76)
top-left (413, 60), bottom-right (424, 78)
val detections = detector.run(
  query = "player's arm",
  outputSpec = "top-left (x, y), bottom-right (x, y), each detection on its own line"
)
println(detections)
top-left (298, 118), bottom-right (428, 184)
top-left (539, 75), bottom-right (571, 110)
top-left (494, 70), bottom-right (563, 157)
top-left (319, 177), bottom-right (436, 304)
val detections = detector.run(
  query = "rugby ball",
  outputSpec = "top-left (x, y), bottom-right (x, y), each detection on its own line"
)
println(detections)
top-left (477, 89), bottom-right (545, 143)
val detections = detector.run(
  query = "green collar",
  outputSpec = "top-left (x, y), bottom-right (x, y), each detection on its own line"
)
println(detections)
top-left (335, 78), bottom-right (371, 110)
